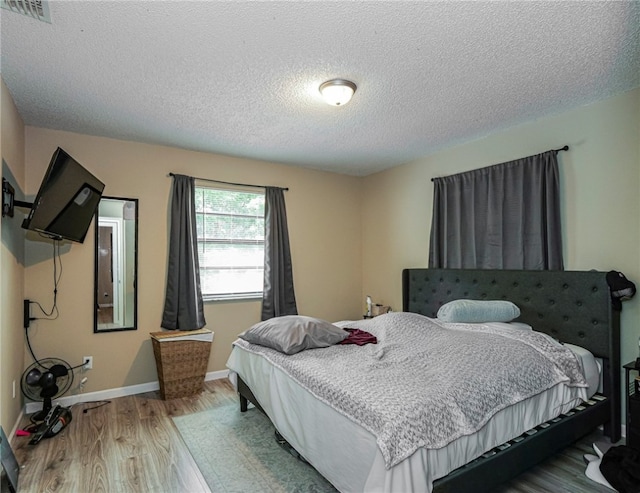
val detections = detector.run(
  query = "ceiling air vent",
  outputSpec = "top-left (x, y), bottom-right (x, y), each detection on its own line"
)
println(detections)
top-left (1, 0), bottom-right (51, 23)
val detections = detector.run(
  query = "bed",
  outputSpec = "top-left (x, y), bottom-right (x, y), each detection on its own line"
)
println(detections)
top-left (226, 269), bottom-right (621, 492)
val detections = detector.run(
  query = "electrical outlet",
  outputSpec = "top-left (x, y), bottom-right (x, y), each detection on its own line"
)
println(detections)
top-left (83, 356), bottom-right (93, 370)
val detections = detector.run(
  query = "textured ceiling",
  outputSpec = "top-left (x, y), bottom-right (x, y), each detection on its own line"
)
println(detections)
top-left (1, 1), bottom-right (639, 176)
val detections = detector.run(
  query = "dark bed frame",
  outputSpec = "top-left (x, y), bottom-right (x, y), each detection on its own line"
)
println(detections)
top-left (237, 268), bottom-right (621, 493)
top-left (403, 269), bottom-right (621, 492)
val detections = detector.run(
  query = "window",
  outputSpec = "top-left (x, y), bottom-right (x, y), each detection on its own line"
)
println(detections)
top-left (194, 185), bottom-right (265, 300)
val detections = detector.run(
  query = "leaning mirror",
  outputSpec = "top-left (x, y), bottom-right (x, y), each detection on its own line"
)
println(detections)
top-left (94, 197), bottom-right (138, 332)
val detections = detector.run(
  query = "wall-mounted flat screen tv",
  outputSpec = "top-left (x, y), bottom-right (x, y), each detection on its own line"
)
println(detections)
top-left (22, 147), bottom-right (105, 243)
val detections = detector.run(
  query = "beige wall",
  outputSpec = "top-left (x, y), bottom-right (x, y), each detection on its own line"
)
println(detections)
top-left (22, 128), bottom-right (362, 395)
top-left (1, 79), bottom-right (27, 431)
top-left (362, 87), bottom-right (640, 380)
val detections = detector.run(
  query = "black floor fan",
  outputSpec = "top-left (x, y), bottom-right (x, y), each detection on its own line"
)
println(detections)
top-left (20, 358), bottom-right (73, 422)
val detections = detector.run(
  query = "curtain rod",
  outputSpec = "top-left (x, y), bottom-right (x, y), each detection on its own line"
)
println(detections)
top-left (168, 173), bottom-right (288, 191)
top-left (430, 145), bottom-right (570, 182)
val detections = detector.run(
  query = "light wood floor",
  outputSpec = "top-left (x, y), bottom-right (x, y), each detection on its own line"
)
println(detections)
top-left (11, 379), bottom-right (616, 493)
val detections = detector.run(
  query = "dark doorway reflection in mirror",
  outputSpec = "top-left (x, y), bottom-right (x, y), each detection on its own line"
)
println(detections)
top-left (94, 197), bottom-right (138, 333)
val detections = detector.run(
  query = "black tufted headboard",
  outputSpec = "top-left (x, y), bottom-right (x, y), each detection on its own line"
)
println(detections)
top-left (402, 268), bottom-right (621, 439)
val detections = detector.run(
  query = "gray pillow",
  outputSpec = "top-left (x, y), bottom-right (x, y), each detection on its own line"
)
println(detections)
top-left (437, 299), bottom-right (520, 323)
top-left (238, 315), bottom-right (348, 355)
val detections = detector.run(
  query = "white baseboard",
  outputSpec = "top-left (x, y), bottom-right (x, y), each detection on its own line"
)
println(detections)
top-left (24, 369), bottom-right (229, 415)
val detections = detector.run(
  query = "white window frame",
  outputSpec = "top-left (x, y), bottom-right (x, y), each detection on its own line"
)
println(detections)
top-left (195, 183), bottom-right (265, 302)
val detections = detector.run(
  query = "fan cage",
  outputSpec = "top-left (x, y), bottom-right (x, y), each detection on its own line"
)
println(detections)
top-left (21, 358), bottom-right (73, 403)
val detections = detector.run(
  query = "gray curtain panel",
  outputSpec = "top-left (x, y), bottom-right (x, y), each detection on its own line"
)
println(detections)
top-left (261, 187), bottom-right (298, 320)
top-left (429, 150), bottom-right (563, 270)
top-left (161, 174), bottom-right (206, 330)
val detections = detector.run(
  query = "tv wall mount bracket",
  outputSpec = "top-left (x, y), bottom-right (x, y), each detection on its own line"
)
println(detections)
top-left (2, 178), bottom-right (33, 218)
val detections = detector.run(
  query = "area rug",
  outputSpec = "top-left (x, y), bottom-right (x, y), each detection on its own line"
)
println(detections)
top-left (173, 404), bottom-right (337, 492)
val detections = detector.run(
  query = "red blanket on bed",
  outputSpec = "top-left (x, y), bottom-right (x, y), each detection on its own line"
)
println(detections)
top-left (339, 328), bottom-right (377, 345)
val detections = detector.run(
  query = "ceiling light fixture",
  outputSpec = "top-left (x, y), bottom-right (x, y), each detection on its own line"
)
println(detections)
top-left (319, 79), bottom-right (357, 106)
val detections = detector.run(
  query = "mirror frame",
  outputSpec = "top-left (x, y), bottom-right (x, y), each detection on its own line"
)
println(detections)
top-left (94, 196), bottom-right (138, 333)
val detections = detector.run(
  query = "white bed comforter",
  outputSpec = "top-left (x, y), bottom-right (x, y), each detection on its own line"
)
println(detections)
top-left (232, 312), bottom-right (587, 469)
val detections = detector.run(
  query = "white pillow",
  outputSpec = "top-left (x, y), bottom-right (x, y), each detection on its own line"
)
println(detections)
top-left (238, 315), bottom-right (348, 355)
top-left (437, 299), bottom-right (520, 323)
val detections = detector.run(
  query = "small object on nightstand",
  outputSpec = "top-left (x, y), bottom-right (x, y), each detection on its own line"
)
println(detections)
top-left (371, 304), bottom-right (391, 316)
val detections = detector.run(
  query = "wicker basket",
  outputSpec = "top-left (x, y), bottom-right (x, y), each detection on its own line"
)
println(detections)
top-left (150, 328), bottom-right (214, 400)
